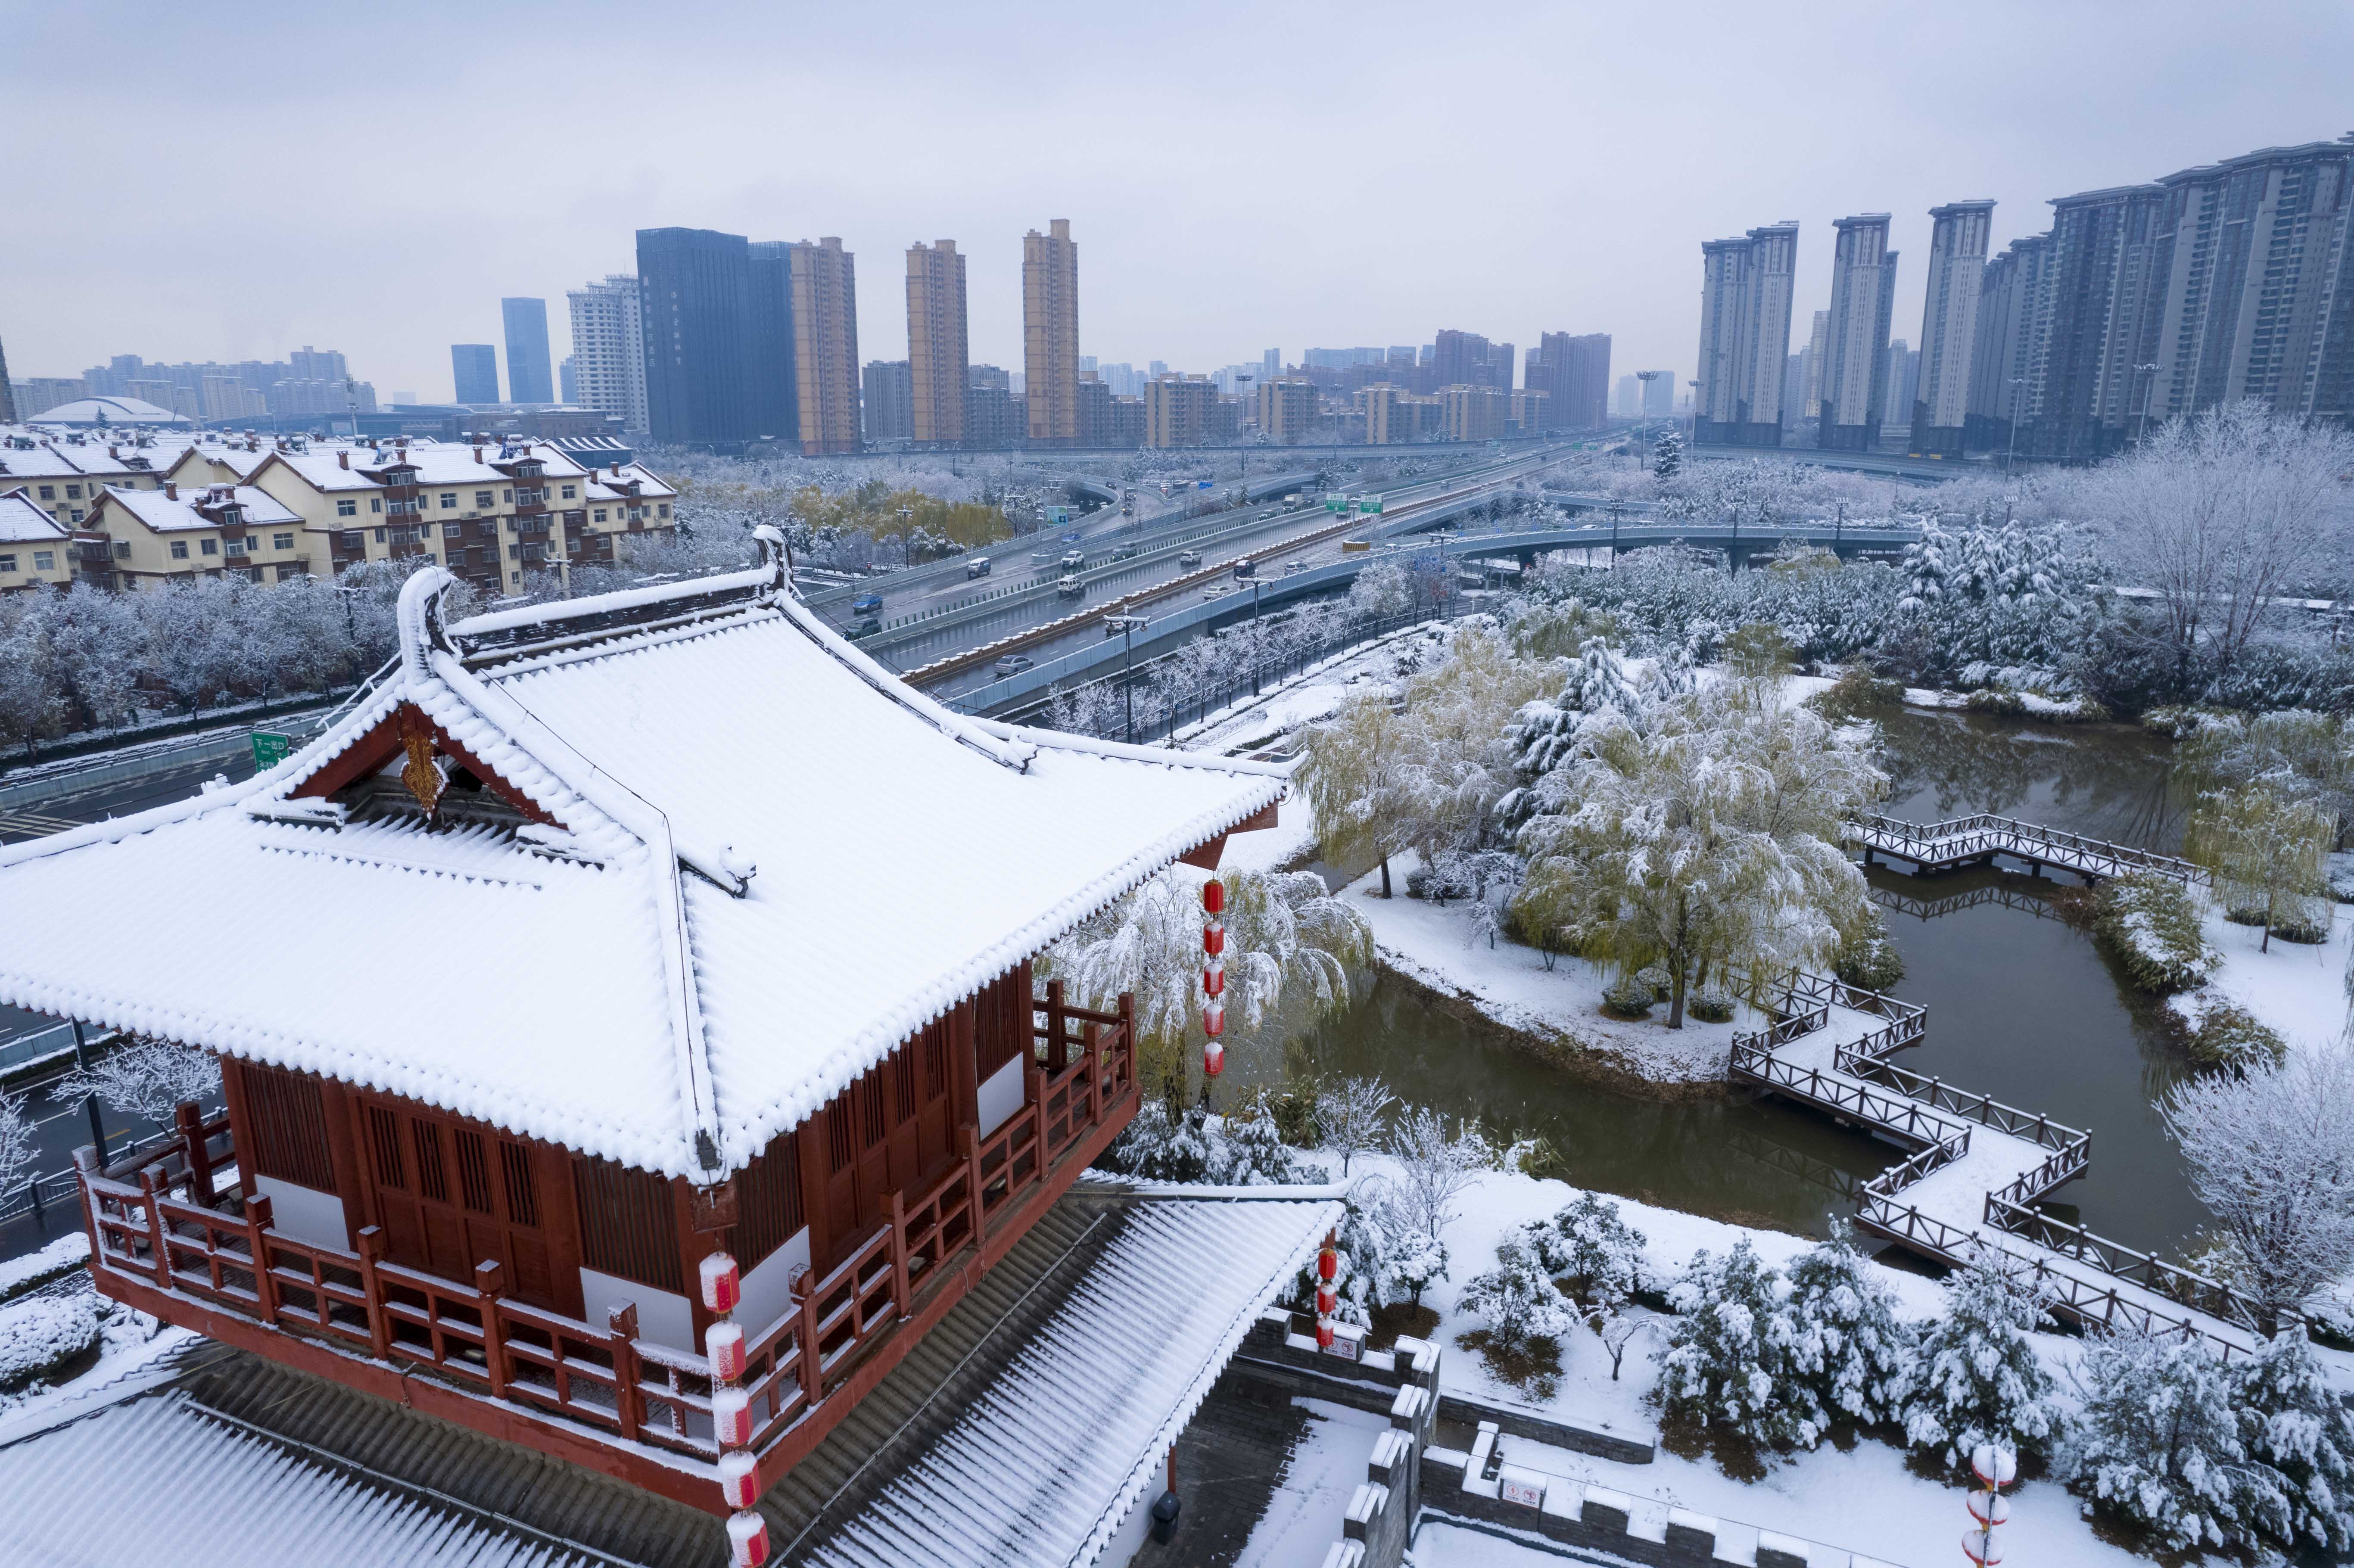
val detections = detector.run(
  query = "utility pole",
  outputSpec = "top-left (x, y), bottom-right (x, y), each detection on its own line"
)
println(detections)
top-left (1105, 614), bottom-right (1147, 742)
top-left (1250, 578), bottom-right (1264, 695)
top-left (897, 504), bottom-right (914, 566)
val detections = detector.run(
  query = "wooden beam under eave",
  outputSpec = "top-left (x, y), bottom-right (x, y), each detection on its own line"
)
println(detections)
top-left (1176, 800), bottom-right (1281, 870)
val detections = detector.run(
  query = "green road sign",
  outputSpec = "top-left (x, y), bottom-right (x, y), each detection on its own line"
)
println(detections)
top-left (251, 731), bottom-right (294, 769)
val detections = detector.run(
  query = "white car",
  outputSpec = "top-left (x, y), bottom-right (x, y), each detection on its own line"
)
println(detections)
top-left (1202, 584), bottom-right (1236, 600)
top-left (1056, 575), bottom-right (1085, 597)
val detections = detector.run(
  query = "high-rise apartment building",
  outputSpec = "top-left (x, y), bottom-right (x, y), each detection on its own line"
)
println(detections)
top-left (1881, 340), bottom-right (1912, 427)
top-left (1432, 330), bottom-right (1514, 390)
top-left (1802, 310), bottom-right (1832, 420)
top-left (451, 344), bottom-right (499, 405)
top-left (1694, 221), bottom-right (1800, 446)
top-left (1818, 217), bottom-right (1898, 451)
top-left (1254, 378), bottom-right (1316, 442)
top-left (863, 360), bottom-right (914, 443)
top-left (1965, 233), bottom-right (2056, 453)
top-left (1615, 375), bottom-right (1638, 417)
top-left (567, 274), bottom-right (649, 434)
top-left (1023, 220), bottom-right (1081, 445)
top-left (744, 242), bottom-right (800, 446)
top-left (1510, 389), bottom-right (1550, 434)
top-left (1143, 373), bottom-right (1216, 448)
top-left (1912, 201), bottom-right (1996, 454)
top-left (789, 238), bottom-right (860, 455)
top-left (906, 240), bottom-right (968, 445)
top-left (1438, 385), bottom-right (1508, 442)
top-left (1529, 331), bottom-right (1610, 428)
top-left (1260, 349), bottom-right (1280, 384)
top-left (636, 227), bottom-right (754, 447)
top-left (558, 356), bottom-right (578, 403)
top-left (501, 298), bottom-right (554, 404)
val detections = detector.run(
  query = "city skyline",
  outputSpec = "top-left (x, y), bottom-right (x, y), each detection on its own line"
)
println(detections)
top-left (6, 0), bottom-right (2349, 410)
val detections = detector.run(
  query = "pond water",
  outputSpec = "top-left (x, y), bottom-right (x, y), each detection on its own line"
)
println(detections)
top-left (1249, 706), bottom-right (2226, 1259)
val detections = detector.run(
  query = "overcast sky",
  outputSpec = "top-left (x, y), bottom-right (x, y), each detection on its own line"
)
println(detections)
top-left (7, 0), bottom-right (2351, 404)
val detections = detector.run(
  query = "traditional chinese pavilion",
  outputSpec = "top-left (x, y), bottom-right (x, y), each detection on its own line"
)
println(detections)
top-left (0, 535), bottom-right (1324, 1541)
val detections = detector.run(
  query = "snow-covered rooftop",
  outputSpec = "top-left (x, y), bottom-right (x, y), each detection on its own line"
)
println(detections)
top-left (0, 488), bottom-right (67, 543)
top-left (22, 395), bottom-right (193, 427)
top-left (0, 539), bottom-right (1284, 1180)
top-left (98, 483), bottom-right (302, 532)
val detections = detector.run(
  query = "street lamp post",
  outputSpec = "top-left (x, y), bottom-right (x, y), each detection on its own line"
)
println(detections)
top-left (897, 505), bottom-right (914, 566)
top-left (2003, 377), bottom-right (2026, 479)
top-left (1250, 577), bottom-right (1264, 695)
top-left (1635, 371), bottom-right (1661, 445)
top-left (1105, 614), bottom-right (1147, 743)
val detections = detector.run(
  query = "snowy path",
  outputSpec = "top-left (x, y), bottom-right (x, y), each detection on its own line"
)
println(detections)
top-left (1736, 982), bottom-right (2275, 1353)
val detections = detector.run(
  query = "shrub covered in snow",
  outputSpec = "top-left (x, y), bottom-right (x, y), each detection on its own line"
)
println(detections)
top-left (2182, 998), bottom-right (2288, 1071)
top-left (1526, 1193), bottom-right (1650, 1312)
top-left (1387, 1107), bottom-right (1498, 1241)
top-left (1657, 1239), bottom-right (1814, 1450)
top-left (1096, 1098), bottom-right (1308, 1186)
top-left (1294, 1174), bottom-right (1447, 1325)
top-left (2093, 871), bottom-right (2216, 994)
top-left (1600, 975), bottom-right (1653, 1019)
top-left (2066, 1326), bottom-right (2248, 1550)
top-left (0, 1292), bottom-right (100, 1393)
top-left (1781, 1239), bottom-right (1914, 1431)
top-left (1830, 908), bottom-right (1906, 991)
top-left (2231, 1328), bottom-right (2354, 1551)
top-left (1899, 1255), bottom-right (2064, 1465)
top-left (1685, 991), bottom-right (1735, 1024)
top-left (0, 1235), bottom-right (89, 1307)
top-left (1461, 1236), bottom-right (1578, 1350)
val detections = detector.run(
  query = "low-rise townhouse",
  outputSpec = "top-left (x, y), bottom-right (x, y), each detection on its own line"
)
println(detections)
top-left (78, 482), bottom-right (309, 590)
top-left (0, 488), bottom-right (72, 592)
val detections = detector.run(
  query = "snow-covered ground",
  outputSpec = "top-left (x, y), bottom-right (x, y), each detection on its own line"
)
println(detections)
top-left (2177, 903), bottom-right (2352, 1052)
top-left (1344, 849), bottom-right (1762, 1087)
top-left (1231, 1398), bottom-right (1389, 1568)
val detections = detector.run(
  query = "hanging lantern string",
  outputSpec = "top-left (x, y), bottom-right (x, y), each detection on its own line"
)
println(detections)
top-left (1202, 878), bottom-right (1226, 1080)
top-left (701, 1250), bottom-right (770, 1568)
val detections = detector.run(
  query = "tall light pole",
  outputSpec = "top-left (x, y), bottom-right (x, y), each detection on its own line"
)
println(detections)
top-left (1249, 576), bottom-right (1264, 695)
top-left (1635, 371), bottom-right (1661, 445)
top-left (1105, 614), bottom-right (1147, 742)
top-left (2003, 377), bottom-right (2026, 479)
top-left (897, 504), bottom-right (914, 566)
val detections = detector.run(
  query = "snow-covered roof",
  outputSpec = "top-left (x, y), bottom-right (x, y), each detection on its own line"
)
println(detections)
top-left (582, 461), bottom-right (675, 502)
top-left (797, 1188), bottom-right (1342, 1568)
top-left (0, 489), bottom-right (67, 543)
top-left (0, 1388), bottom-right (602, 1567)
top-left (98, 484), bottom-right (302, 532)
top-left (25, 395), bottom-right (193, 426)
top-left (0, 538), bottom-right (1284, 1181)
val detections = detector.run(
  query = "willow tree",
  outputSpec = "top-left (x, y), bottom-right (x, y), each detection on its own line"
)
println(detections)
top-left (2186, 781), bottom-right (2332, 952)
top-left (1296, 688), bottom-right (1411, 896)
top-left (1512, 680), bottom-right (1883, 1027)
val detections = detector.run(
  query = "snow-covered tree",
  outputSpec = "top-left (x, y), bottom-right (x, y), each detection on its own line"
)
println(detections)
top-left (1528, 1192), bottom-right (1650, 1312)
top-left (2186, 781), bottom-right (2333, 951)
top-left (1346, 560), bottom-right (1415, 621)
top-left (0, 1088), bottom-right (35, 1197)
top-left (1657, 1239), bottom-right (1812, 1449)
top-left (1513, 680), bottom-right (1883, 1026)
top-left (1211, 1100), bottom-right (1311, 1185)
top-left (1652, 427), bottom-right (1682, 479)
top-left (2066, 1326), bottom-right (2252, 1552)
top-left (1296, 688), bottom-right (1413, 897)
top-left (2079, 403), bottom-right (2354, 694)
top-left (1503, 637), bottom-right (1639, 803)
top-left (1900, 1254), bottom-right (2064, 1465)
top-left (1318, 1076), bottom-right (1393, 1177)
top-left (2161, 1043), bottom-right (2354, 1318)
top-left (1301, 1173), bottom-right (1447, 1324)
top-left (1387, 1106), bottom-right (1496, 1241)
top-left (1389, 626), bottom-right (1557, 863)
top-left (2231, 1327), bottom-right (2354, 1551)
top-left (1461, 1235), bottom-right (1577, 1349)
top-left (2175, 709), bottom-right (2354, 849)
top-left (1096, 1097), bottom-right (1307, 1185)
top-left (51, 1038), bottom-right (219, 1134)
top-left (1782, 1239), bottom-right (1913, 1429)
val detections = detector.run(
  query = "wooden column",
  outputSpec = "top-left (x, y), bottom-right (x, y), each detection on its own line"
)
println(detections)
top-left (796, 1116), bottom-right (834, 1280)
top-left (243, 1193), bottom-right (280, 1324)
top-left (672, 1178), bottom-right (722, 1349)
top-left (607, 1303), bottom-right (643, 1442)
top-left (1044, 979), bottom-right (1068, 1072)
top-left (356, 1226), bottom-right (392, 1359)
top-left (476, 1260), bottom-right (509, 1400)
top-left (217, 1059), bottom-right (260, 1204)
top-left (949, 1000), bottom-right (979, 1136)
top-left (315, 1077), bottom-right (370, 1246)
top-left (174, 1101), bottom-right (215, 1208)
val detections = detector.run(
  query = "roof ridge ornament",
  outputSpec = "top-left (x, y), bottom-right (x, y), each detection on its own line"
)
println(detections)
top-left (395, 567), bottom-right (462, 681)
top-left (751, 523), bottom-right (794, 597)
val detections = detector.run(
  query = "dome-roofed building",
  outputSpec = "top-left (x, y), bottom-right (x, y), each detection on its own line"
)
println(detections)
top-left (27, 395), bottom-right (193, 428)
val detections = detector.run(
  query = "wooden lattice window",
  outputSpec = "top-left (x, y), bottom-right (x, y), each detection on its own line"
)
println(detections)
top-left (572, 1156), bottom-right (681, 1292)
top-left (366, 1104), bottom-right (405, 1189)
top-left (737, 1130), bottom-right (804, 1269)
top-left (410, 1120), bottom-right (448, 1203)
top-left (455, 1129), bottom-right (493, 1213)
top-left (501, 1139), bottom-right (540, 1228)
top-left (234, 1060), bottom-right (335, 1192)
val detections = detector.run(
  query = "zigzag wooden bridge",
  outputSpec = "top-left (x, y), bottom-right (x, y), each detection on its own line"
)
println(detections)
top-left (1848, 812), bottom-right (2207, 886)
top-left (1728, 973), bottom-right (2289, 1355)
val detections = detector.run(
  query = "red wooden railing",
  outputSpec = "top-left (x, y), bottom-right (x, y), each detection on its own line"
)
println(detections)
top-left (75, 990), bottom-right (1137, 1471)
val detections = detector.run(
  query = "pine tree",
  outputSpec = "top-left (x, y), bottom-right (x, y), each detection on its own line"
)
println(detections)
top-left (2067, 1327), bottom-right (2249, 1551)
top-left (1657, 1239), bottom-right (1809, 1449)
top-left (1901, 1255), bottom-right (2064, 1465)
top-left (1782, 1239), bottom-right (1913, 1429)
top-left (1461, 1235), bottom-right (1578, 1349)
top-left (1653, 427), bottom-right (1683, 479)
top-left (1529, 1192), bottom-right (1650, 1313)
top-left (2231, 1328), bottom-right (2354, 1551)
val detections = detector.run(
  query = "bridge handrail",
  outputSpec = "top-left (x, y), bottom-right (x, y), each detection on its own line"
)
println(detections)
top-left (1851, 813), bottom-right (2205, 883)
top-left (1837, 1050), bottom-right (2089, 1157)
top-left (1982, 1195), bottom-right (2289, 1338)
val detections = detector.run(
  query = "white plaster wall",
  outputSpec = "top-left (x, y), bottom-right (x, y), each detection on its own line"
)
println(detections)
top-left (978, 1056), bottom-right (1025, 1136)
top-left (738, 1225), bottom-right (811, 1341)
top-left (579, 1268), bottom-right (695, 1352)
top-left (253, 1175), bottom-right (347, 1250)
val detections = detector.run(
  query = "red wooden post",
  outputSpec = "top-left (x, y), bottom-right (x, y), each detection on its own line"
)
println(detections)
top-left (356, 1226), bottom-right (392, 1360)
top-left (71, 1146), bottom-right (103, 1271)
top-left (243, 1192), bottom-right (280, 1322)
top-left (1045, 978), bottom-right (1067, 1071)
top-left (607, 1303), bottom-right (642, 1442)
top-left (1081, 1021), bottom-right (1101, 1129)
top-left (889, 1190), bottom-right (912, 1319)
top-left (1027, 1062), bottom-right (1048, 1176)
top-left (792, 1268), bottom-right (823, 1410)
top-left (174, 1101), bottom-right (215, 1208)
top-left (961, 1123), bottom-right (985, 1237)
top-left (139, 1165), bottom-right (171, 1288)
top-left (475, 1260), bottom-right (508, 1399)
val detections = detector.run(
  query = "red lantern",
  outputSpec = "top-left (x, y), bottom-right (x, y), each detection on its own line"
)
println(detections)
top-left (1317, 1244), bottom-right (1338, 1282)
top-left (1202, 878), bottom-right (1225, 915)
top-left (1316, 1286), bottom-right (1338, 1316)
top-left (706, 1320), bottom-right (746, 1381)
top-left (1202, 924), bottom-right (1225, 956)
top-left (719, 1449), bottom-right (759, 1509)
top-left (727, 1510), bottom-right (771, 1567)
top-left (1315, 1318), bottom-right (1336, 1350)
top-left (1203, 1002), bottom-right (1224, 1038)
top-left (1960, 1533), bottom-right (2003, 1567)
top-left (699, 1252), bottom-right (741, 1315)
top-left (1203, 1039), bottom-right (1224, 1077)
top-left (712, 1386), bottom-right (752, 1448)
top-left (1202, 958), bottom-right (1224, 997)
top-left (1967, 1491), bottom-right (2010, 1529)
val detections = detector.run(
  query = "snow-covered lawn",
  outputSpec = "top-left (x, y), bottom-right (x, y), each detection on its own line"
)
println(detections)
top-left (1344, 850), bottom-right (1762, 1087)
top-left (2179, 904), bottom-right (2352, 1052)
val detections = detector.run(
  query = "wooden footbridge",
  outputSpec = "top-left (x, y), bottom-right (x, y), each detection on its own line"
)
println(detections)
top-left (1848, 812), bottom-right (2206, 886)
top-left (1730, 972), bottom-right (2288, 1353)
